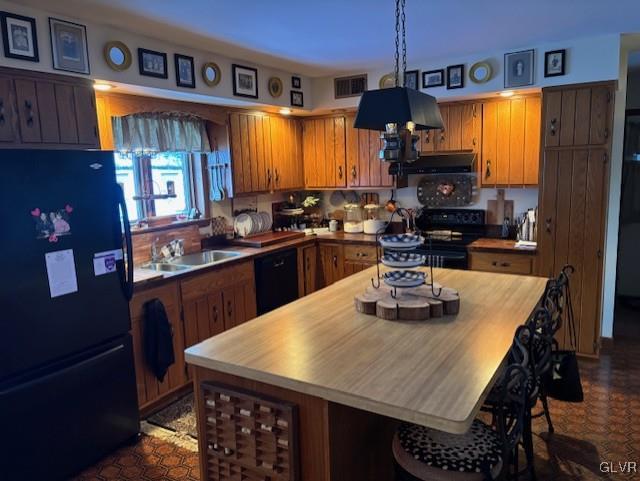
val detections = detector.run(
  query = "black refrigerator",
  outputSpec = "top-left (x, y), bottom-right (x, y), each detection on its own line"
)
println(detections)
top-left (0, 150), bottom-right (139, 481)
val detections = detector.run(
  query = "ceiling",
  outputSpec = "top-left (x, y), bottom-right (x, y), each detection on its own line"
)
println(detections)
top-left (20, 0), bottom-right (640, 77)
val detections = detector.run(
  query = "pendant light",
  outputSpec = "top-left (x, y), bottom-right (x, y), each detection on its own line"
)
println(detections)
top-left (354, 0), bottom-right (443, 163)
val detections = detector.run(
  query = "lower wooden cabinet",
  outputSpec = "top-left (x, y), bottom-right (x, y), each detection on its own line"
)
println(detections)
top-left (343, 244), bottom-right (378, 276)
top-left (469, 251), bottom-right (536, 275)
top-left (129, 281), bottom-right (187, 410)
top-left (300, 244), bottom-right (318, 296)
top-left (180, 261), bottom-right (257, 349)
top-left (318, 244), bottom-right (345, 288)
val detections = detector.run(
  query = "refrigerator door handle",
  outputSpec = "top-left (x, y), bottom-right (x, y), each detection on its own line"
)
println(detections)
top-left (117, 185), bottom-right (134, 301)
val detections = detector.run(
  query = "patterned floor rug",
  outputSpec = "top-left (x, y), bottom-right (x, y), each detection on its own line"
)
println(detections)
top-left (147, 393), bottom-right (198, 439)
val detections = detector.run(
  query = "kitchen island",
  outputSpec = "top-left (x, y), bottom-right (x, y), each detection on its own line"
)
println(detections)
top-left (185, 266), bottom-right (548, 481)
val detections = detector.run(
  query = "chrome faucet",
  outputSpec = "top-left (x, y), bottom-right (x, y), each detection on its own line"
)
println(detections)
top-left (151, 237), bottom-right (162, 262)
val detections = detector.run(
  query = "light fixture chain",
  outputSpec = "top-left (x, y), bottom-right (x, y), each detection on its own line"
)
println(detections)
top-left (394, 0), bottom-right (400, 87)
top-left (401, 0), bottom-right (407, 79)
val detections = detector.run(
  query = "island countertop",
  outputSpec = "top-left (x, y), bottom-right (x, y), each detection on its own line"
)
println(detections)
top-left (185, 266), bottom-right (548, 434)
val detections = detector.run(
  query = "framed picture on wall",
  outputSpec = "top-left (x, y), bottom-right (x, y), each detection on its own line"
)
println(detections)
top-left (138, 48), bottom-right (168, 79)
top-left (175, 54), bottom-right (195, 88)
top-left (446, 64), bottom-right (464, 89)
top-left (0, 11), bottom-right (39, 62)
top-left (232, 64), bottom-right (258, 98)
top-left (403, 69), bottom-right (419, 90)
top-left (544, 49), bottom-right (566, 77)
top-left (422, 69), bottom-right (444, 88)
top-left (291, 75), bottom-right (301, 88)
top-left (504, 49), bottom-right (534, 88)
top-left (49, 17), bottom-right (89, 74)
top-left (291, 90), bottom-right (304, 107)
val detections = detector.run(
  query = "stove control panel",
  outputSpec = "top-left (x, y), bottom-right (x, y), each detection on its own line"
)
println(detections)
top-left (416, 208), bottom-right (485, 229)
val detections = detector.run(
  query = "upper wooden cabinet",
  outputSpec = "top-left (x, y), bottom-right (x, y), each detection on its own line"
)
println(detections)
top-left (344, 114), bottom-right (397, 188)
top-left (542, 84), bottom-right (613, 148)
top-left (303, 116), bottom-right (347, 188)
top-left (481, 95), bottom-right (541, 187)
top-left (0, 67), bottom-right (99, 149)
top-left (418, 102), bottom-right (481, 153)
top-left (230, 112), bottom-right (303, 195)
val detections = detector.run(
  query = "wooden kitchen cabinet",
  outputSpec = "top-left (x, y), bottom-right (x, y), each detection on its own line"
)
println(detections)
top-left (180, 260), bottom-right (257, 349)
top-left (537, 81), bottom-right (614, 357)
top-left (303, 116), bottom-right (347, 188)
top-left (318, 243), bottom-right (345, 288)
top-left (469, 251), bottom-right (535, 275)
top-left (343, 244), bottom-right (378, 276)
top-left (0, 67), bottom-right (99, 149)
top-left (129, 281), bottom-right (187, 410)
top-left (230, 112), bottom-right (303, 194)
top-left (418, 102), bottom-right (481, 153)
top-left (481, 95), bottom-right (541, 187)
top-left (301, 244), bottom-right (318, 296)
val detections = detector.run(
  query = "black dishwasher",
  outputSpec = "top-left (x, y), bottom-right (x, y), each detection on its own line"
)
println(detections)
top-left (254, 248), bottom-right (299, 315)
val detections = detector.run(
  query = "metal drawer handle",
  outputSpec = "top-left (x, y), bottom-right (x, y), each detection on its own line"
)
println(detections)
top-left (338, 165), bottom-right (343, 179)
top-left (24, 99), bottom-right (34, 126)
top-left (351, 165), bottom-right (357, 178)
top-left (550, 118), bottom-right (557, 136)
top-left (241, 427), bottom-right (252, 435)
top-left (424, 131), bottom-right (430, 143)
top-left (212, 305), bottom-right (218, 322)
top-left (275, 168), bottom-right (279, 184)
top-left (223, 447), bottom-right (234, 456)
top-left (239, 408), bottom-right (252, 417)
top-left (0, 99), bottom-right (4, 124)
top-left (261, 423), bottom-right (273, 432)
top-left (485, 159), bottom-right (491, 179)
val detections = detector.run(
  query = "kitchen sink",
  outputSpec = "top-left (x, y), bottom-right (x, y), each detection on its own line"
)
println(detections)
top-left (142, 262), bottom-right (191, 272)
top-left (172, 250), bottom-right (242, 266)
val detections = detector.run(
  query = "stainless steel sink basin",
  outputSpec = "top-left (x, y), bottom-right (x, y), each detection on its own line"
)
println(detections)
top-left (172, 250), bottom-right (242, 266)
top-left (142, 262), bottom-right (191, 272)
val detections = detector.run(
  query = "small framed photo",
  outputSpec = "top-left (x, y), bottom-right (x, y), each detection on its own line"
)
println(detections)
top-left (1, 12), bottom-right (38, 62)
top-left (291, 75), bottom-right (301, 89)
top-left (544, 49), bottom-right (566, 77)
top-left (446, 64), bottom-right (464, 89)
top-left (290, 90), bottom-right (304, 107)
top-left (175, 54), bottom-right (195, 88)
top-left (422, 69), bottom-right (444, 88)
top-left (233, 64), bottom-right (258, 98)
top-left (138, 48), bottom-right (168, 79)
top-left (404, 69), bottom-right (419, 90)
top-left (505, 49), bottom-right (534, 88)
top-left (49, 18), bottom-right (89, 74)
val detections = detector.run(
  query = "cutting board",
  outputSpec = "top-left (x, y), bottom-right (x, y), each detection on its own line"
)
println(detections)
top-left (231, 230), bottom-right (305, 248)
top-left (487, 189), bottom-right (514, 225)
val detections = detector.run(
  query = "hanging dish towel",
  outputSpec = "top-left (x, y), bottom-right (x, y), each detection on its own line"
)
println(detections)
top-left (143, 298), bottom-right (175, 382)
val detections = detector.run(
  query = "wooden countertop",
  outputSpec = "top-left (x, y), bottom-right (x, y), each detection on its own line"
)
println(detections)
top-left (468, 238), bottom-right (537, 255)
top-left (185, 266), bottom-right (548, 434)
top-left (133, 231), bottom-right (378, 289)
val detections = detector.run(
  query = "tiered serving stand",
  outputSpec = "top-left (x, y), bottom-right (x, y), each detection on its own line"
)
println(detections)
top-left (354, 213), bottom-right (460, 321)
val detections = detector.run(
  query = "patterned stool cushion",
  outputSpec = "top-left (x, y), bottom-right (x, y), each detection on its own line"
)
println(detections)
top-left (395, 420), bottom-right (502, 476)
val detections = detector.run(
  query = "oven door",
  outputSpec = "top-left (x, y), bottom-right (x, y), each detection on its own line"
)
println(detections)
top-left (416, 248), bottom-right (468, 269)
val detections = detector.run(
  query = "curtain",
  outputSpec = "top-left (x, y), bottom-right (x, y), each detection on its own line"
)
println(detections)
top-left (112, 112), bottom-right (211, 153)
top-left (621, 161), bottom-right (640, 225)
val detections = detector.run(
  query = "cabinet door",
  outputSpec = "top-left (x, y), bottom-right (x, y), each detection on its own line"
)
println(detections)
top-left (481, 101), bottom-right (498, 186)
top-left (523, 96), bottom-right (542, 185)
top-left (434, 105), bottom-right (449, 151)
top-left (55, 83), bottom-right (78, 144)
top-left (319, 244), bottom-right (344, 288)
top-left (73, 85), bottom-right (99, 146)
top-left (222, 282), bottom-right (256, 330)
top-left (230, 112), bottom-right (248, 194)
top-left (14, 78), bottom-right (41, 143)
top-left (346, 114), bottom-right (360, 186)
top-left (0, 77), bottom-right (17, 142)
top-left (35, 82), bottom-right (60, 143)
top-left (334, 116), bottom-right (346, 187)
top-left (272, 117), bottom-right (303, 191)
top-left (460, 103), bottom-right (481, 152)
top-left (302, 245), bottom-right (318, 295)
top-left (255, 114), bottom-right (272, 192)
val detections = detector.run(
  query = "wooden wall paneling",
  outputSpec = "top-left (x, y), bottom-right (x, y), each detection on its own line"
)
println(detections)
top-left (368, 130), bottom-right (381, 187)
top-left (589, 87), bottom-right (611, 145)
top-left (0, 76), bottom-right (17, 142)
top-left (580, 148), bottom-right (608, 354)
top-left (509, 98), bottom-right (525, 185)
top-left (334, 116), bottom-right (346, 187)
top-left (73, 85), bottom-right (98, 145)
top-left (14, 79), bottom-right (41, 143)
top-left (543, 90), bottom-right (562, 147)
top-left (537, 150), bottom-right (559, 278)
top-left (447, 104), bottom-right (462, 151)
top-left (95, 95), bottom-right (113, 149)
top-left (35, 82), bottom-right (60, 143)
top-left (495, 100), bottom-right (511, 185)
top-left (559, 89), bottom-right (577, 146)
top-left (573, 89), bottom-right (592, 145)
top-left (523, 96), bottom-right (541, 185)
top-left (54, 83), bottom-right (78, 144)
top-left (481, 101), bottom-right (497, 186)
top-left (131, 223), bottom-right (205, 265)
top-left (358, 127), bottom-right (371, 187)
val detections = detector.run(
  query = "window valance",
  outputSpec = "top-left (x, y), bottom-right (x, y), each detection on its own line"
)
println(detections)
top-left (112, 112), bottom-right (211, 153)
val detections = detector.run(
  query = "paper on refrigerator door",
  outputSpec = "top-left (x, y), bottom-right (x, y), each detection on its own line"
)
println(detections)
top-left (45, 249), bottom-right (78, 298)
top-left (93, 249), bottom-right (123, 276)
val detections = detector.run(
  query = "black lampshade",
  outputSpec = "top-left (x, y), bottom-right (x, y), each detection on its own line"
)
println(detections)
top-left (354, 86), bottom-right (444, 131)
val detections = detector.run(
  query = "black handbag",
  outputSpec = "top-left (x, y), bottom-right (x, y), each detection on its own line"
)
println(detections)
top-left (543, 270), bottom-right (584, 402)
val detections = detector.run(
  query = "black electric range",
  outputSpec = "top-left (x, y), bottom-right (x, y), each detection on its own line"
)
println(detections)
top-left (413, 208), bottom-right (486, 269)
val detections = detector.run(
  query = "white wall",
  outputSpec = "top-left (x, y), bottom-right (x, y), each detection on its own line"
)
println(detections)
top-left (312, 34), bottom-right (621, 111)
top-left (0, 0), bottom-right (312, 110)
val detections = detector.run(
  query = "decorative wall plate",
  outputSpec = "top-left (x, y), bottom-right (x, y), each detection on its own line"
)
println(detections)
top-left (202, 62), bottom-right (221, 87)
top-left (469, 61), bottom-right (492, 84)
top-left (268, 77), bottom-right (283, 97)
top-left (379, 73), bottom-right (396, 89)
top-left (417, 175), bottom-right (473, 207)
top-left (103, 41), bottom-right (132, 71)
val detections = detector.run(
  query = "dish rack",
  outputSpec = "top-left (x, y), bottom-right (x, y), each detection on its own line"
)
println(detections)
top-left (371, 209), bottom-right (442, 299)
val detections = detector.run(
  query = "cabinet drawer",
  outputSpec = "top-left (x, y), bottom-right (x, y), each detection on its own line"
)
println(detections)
top-left (180, 260), bottom-right (253, 301)
top-left (469, 252), bottom-right (533, 275)
top-left (343, 244), bottom-right (377, 263)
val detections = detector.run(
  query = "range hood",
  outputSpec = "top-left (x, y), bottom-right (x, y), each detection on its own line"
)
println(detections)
top-left (388, 152), bottom-right (476, 175)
